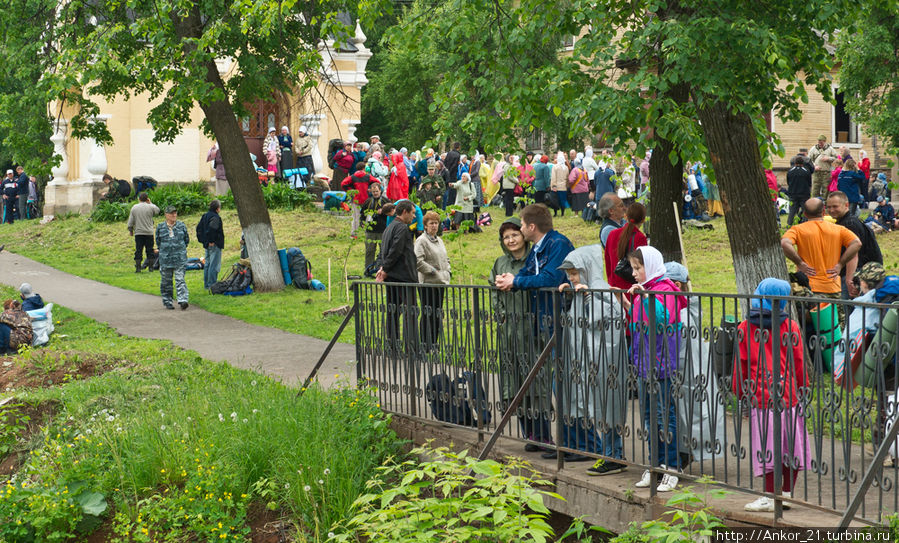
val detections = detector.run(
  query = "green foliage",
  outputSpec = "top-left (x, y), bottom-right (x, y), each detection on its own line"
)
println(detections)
top-left (837, 3), bottom-right (899, 152)
top-left (90, 201), bottom-right (131, 223)
top-left (611, 479), bottom-right (727, 543)
top-left (0, 402), bottom-right (30, 457)
top-left (331, 445), bottom-right (567, 542)
top-left (0, 291), bottom-right (400, 541)
top-left (262, 182), bottom-right (315, 211)
top-left (149, 182), bottom-right (214, 216)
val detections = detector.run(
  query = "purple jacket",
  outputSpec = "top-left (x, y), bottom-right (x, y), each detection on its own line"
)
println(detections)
top-left (629, 277), bottom-right (685, 379)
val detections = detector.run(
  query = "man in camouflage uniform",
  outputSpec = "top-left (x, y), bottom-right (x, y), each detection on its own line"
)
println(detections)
top-left (155, 205), bottom-right (190, 310)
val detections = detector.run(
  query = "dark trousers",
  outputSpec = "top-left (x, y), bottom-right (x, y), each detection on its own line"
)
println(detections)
top-left (443, 187), bottom-right (457, 210)
top-left (787, 198), bottom-right (806, 226)
top-left (2, 196), bottom-right (14, 224)
top-left (134, 235), bottom-right (154, 264)
top-left (418, 285), bottom-right (444, 347)
top-left (385, 283), bottom-right (418, 350)
top-left (17, 194), bottom-right (27, 220)
top-left (502, 188), bottom-right (515, 217)
top-left (534, 190), bottom-right (546, 204)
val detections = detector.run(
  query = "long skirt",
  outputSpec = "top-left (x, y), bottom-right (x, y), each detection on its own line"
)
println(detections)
top-left (749, 405), bottom-right (811, 476)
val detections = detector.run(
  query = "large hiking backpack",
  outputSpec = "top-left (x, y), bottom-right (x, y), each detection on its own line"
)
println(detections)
top-left (287, 247), bottom-right (312, 289)
top-left (210, 261), bottom-right (253, 295)
top-left (132, 176), bottom-right (158, 194)
top-left (425, 371), bottom-right (491, 427)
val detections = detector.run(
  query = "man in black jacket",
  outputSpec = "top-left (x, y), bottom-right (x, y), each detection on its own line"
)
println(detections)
top-left (199, 199), bottom-right (225, 290)
top-left (1, 170), bottom-right (16, 224)
top-left (14, 167), bottom-right (28, 220)
top-left (443, 142), bottom-right (461, 208)
top-left (826, 191), bottom-right (882, 299)
top-left (376, 200), bottom-right (418, 349)
top-left (786, 156), bottom-right (812, 226)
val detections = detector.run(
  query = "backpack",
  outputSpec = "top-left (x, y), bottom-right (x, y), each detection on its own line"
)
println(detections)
top-left (582, 201), bottom-right (597, 223)
top-left (287, 247), bottom-right (312, 289)
top-left (210, 262), bottom-right (253, 295)
top-left (425, 371), bottom-right (491, 427)
top-left (196, 212), bottom-right (211, 247)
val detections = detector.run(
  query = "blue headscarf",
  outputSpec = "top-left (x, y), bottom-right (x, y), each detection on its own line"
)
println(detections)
top-left (749, 278), bottom-right (790, 327)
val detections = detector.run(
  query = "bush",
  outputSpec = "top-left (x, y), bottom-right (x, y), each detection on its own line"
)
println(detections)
top-left (262, 182), bottom-right (315, 211)
top-left (148, 181), bottom-right (213, 215)
top-left (90, 201), bottom-right (131, 223)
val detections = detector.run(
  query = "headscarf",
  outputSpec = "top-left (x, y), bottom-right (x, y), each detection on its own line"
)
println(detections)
top-left (636, 246), bottom-right (665, 286)
top-left (372, 151), bottom-right (382, 161)
top-left (281, 125), bottom-right (289, 132)
top-left (860, 150), bottom-right (868, 159)
top-left (748, 278), bottom-right (791, 328)
top-left (576, 152), bottom-right (584, 162)
top-left (585, 147), bottom-right (594, 158)
top-left (510, 155), bottom-right (521, 168)
top-left (555, 151), bottom-right (566, 166)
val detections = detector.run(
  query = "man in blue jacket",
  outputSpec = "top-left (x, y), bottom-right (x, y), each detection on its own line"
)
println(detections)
top-left (495, 204), bottom-right (580, 457)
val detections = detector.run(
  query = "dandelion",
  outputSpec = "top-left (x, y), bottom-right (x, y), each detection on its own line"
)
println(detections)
top-left (252, 409), bottom-right (258, 414)
top-left (116, 427), bottom-right (122, 432)
top-left (318, 479), bottom-right (323, 485)
top-left (323, 468), bottom-right (330, 476)
top-left (242, 419), bottom-right (248, 423)
top-left (284, 483), bottom-right (290, 489)
top-left (106, 415), bottom-right (115, 422)
top-left (230, 412), bottom-right (237, 420)
top-left (160, 425), bottom-right (167, 431)
top-left (303, 485), bottom-right (311, 492)
top-left (328, 533), bottom-right (335, 539)
top-left (218, 413), bottom-right (224, 422)
top-left (85, 429), bottom-right (92, 435)
top-left (251, 380), bottom-right (257, 386)
top-left (187, 416), bottom-right (192, 422)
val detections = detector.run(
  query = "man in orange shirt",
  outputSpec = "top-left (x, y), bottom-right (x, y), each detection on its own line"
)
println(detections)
top-left (780, 198), bottom-right (861, 296)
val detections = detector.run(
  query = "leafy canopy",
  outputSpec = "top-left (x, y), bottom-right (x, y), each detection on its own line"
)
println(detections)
top-left (0, 0), bottom-right (387, 174)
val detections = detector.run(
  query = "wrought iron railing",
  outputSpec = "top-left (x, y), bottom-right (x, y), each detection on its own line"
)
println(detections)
top-left (351, 281), bottom-right (899, 526)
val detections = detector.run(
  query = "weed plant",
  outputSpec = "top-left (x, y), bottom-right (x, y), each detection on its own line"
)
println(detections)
top-left (0, 290), bottom-right (399, 542)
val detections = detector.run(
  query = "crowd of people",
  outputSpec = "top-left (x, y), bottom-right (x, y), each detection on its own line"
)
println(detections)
top-left (1, 167), bottom-right (38, 224)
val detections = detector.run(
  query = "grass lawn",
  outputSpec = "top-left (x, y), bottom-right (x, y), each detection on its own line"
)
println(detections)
top-left (3, 205), bottom-right (899, 343)
top-left (0, 284), bottom-right (398, 542)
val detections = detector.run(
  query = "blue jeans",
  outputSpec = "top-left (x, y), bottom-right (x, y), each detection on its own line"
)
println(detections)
top-left (597, 429), bottom-right (624, 460)
top-left (641, 378), bottom-right (679, 468)
top-left (204, 245), bottom-right (222, 289)
top-left (562, 418), bottom-right (601, 454)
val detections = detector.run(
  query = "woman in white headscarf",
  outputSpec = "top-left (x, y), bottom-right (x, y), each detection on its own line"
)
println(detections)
top-left (582, 147), bottom-right (599, 181)
top-left (557, 244), bottom-right (630, 474)
top-left (550, 151), bottom-right (570, 217)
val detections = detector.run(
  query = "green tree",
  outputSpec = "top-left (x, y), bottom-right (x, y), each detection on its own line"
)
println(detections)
top-left (0, 0), bottom-right (383, 291)
top-left (837, 2), bottom-right (899, 154)
top-left (412, 0), bottom-right (856, 293)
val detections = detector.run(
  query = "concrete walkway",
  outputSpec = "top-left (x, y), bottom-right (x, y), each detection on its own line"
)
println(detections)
top-left (0, 251), bottom-right (355, 389)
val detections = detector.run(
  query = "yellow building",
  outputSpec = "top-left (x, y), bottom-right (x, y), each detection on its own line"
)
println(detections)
top-left (44, 22), bottom-right (372, 215)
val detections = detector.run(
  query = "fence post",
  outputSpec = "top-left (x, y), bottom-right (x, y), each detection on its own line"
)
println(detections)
top-left (354, 282), bottom-right (362, 387)
top-left (473, 287), bottom-right (484, 442)
top-left (771, 298), bottom-right (783, 521)
top-left (647, 292), bottom-right (659, 498)
top-left (554, 290), bottom-right (565, 470)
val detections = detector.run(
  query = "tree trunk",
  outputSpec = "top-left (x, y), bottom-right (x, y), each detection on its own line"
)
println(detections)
top-left (198, 60), bottom-right (284, 292)
top-left (647, 83), bottom-right (691, 263)
top-left (169, 7), bottom-right (283, 292)
top-left (696, 99), bottom-right (788, 295)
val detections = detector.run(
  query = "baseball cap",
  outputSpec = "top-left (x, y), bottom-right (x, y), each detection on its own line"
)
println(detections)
top-left (854, 262), bottom-right (885, 285)
top-left (164, 205), bottom-right (178, 214)
top-left (664, 262), bottom-right (689, 283)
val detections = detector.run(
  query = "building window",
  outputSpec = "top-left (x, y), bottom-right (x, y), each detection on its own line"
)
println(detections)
top-left (560, 35), bottom-right (575, 50)
top-left (833, 90), bottom-right (859, 144)
top-left (525, 129), bottom-right (545, 152)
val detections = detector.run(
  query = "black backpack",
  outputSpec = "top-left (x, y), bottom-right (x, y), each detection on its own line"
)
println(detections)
top-left (210, 262), bottom-right (253, 295)
top-left (196, 212), bottom-right (211, 247)
top-left (287, 247), bottom-right (312, 289)
top-left (425, 371), bottom-right (491, 427)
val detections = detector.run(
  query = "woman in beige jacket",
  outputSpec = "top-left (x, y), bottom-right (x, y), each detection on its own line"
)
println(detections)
top-left (415, 211), bottom-right (451, 348)
top-left (550, 151), bottom-right (571, 216)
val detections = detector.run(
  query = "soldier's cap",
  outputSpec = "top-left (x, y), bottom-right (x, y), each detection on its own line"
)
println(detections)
top-left (854, 262), bottom-right (885, 284)
top-left (164, 205), bottom-right (178, 214)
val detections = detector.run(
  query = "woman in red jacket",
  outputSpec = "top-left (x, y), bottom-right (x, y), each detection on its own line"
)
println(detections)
top-left (733, 278), bottom-right (811, 513)
top-left (604, 202), bottom-right (647, 295)
top-left (387, 152), bottom-right (409, 201)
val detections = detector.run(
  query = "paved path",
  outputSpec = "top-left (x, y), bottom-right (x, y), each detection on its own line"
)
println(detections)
top-left (0, 251), bottom-right (355, 389)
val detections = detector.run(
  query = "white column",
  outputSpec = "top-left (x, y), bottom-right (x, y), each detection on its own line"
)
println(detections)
top-left (301, 113), bottom-right (326, 173)
top-left (85, 115), bottom-right (111, 183)
top-left (342, 119), bottom-right (360, 141)
top-left (49, 118), bottom-right (69, 183)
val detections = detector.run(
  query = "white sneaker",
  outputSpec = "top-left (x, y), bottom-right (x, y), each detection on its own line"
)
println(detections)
top-left (657, 472), bottom-right (679, 492)
top-left (635, 469), bottom-right (652, 488)
top-left (745, 496), bottom-right (774, 512)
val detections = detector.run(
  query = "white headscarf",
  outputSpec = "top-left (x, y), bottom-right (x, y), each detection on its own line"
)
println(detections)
top-left (555, 151), bottom-right (566, 166)
top-left (637, 245), bottom-right (666, 286)
top-left (585, 147), bottom-right (594, 158)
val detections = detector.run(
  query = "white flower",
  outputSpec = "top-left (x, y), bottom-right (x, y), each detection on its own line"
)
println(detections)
top-left (85, 429), bottom-right (93, 435)
top-left (242, 419), bottom-right (248, 423)
top-left (106, 415), bottom-right (115, 422)
top-left (318, 479), bottom-right (324, 485)
top-left (284, 483), bottom-right (290, 489)
top-left (218, 413), bottom-right (224, 422)
top-left (252, 409), bottom-right (258, 414)
top-left (187, 416), bottom-right (192, 422)
top-left (159, 411), bottom-right (165, 417)
top-left (116, 427), bottom-right (122, 432)
top-left (323, 469), bottom-right (330, 476)
top-left (160, 425), bottom-right (167, 431)
top-left (230, 412), bottom-right (237, 420)
top-left (251, 380), bottom-right (257, 386)
top-left (328, 532), bottom-right (335, 539)
top-left (303, 485), bottom-right (311, 492)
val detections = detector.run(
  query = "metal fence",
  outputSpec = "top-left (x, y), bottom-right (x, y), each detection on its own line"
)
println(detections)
top-left (352, 281), bottom-right (899, 525)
